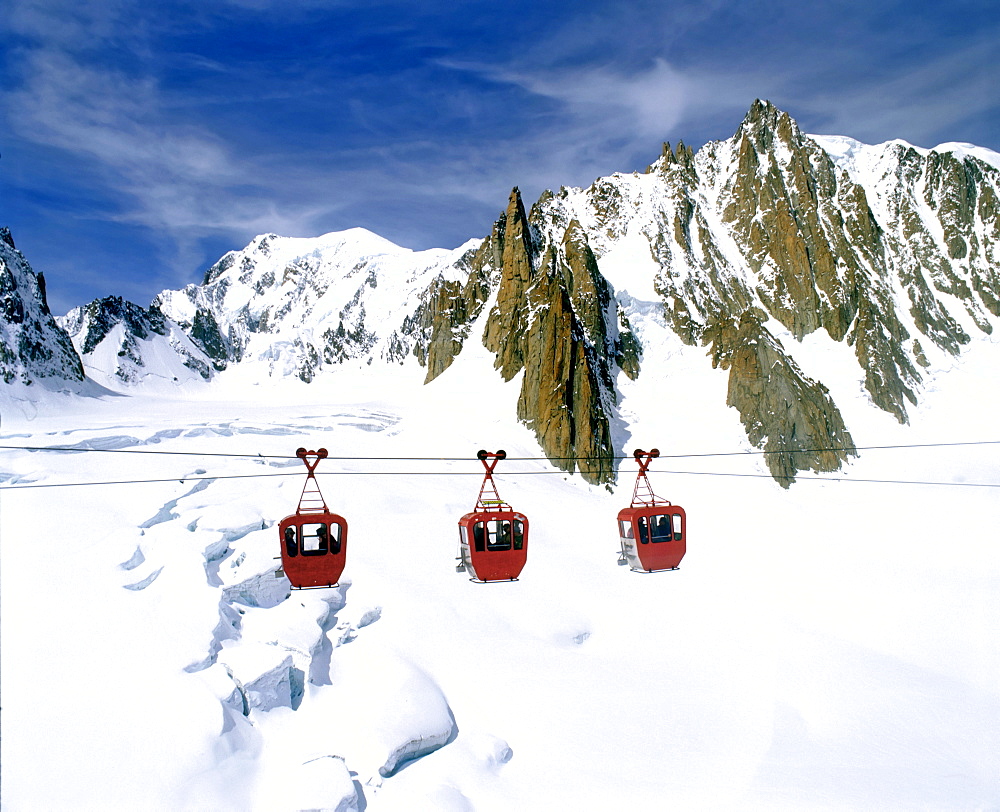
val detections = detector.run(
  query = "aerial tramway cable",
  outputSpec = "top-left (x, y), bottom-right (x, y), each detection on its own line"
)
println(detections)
top-left (1, 469), bottom-right (997, 490)
top-left (1, 439), bottom-right (998, 460)
top-left (0, 440), bottom-right (998, 490)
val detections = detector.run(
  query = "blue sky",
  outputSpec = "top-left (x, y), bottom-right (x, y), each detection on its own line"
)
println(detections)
top-left (2, 0), bottom-right (997, 314)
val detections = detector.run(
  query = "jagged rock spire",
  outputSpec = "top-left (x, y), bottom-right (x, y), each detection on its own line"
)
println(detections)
top-left (0, 229), bottom-right (84, 385)
top-left (478, 189), bottom-right (626, 484)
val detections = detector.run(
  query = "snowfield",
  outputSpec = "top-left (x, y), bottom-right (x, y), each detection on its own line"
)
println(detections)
top-left (1, 329), bottom-right (999, 811)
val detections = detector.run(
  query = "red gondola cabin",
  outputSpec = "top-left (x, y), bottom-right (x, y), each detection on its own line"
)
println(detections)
top-left (457, 450), bottom-right (529, 582)
top-left (618, 448), bottom-right (686, 572)
top-left (278, 448), bottom-right (348, 589)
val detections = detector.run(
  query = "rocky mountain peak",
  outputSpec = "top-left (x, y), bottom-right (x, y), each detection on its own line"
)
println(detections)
top-left (6, 101), bottom-right (998, 487)
top-left (0, 229), bottom-right (84, 385)
top-left (476, 185), bottom-right (642, 484)
top-left (740, 98), bottom-right (799, 141)
top-left (483, 187), bottom-right (537, 380)
top-left (59, 295), bottom-right (214, 387)
top-left (62, 296), bottom-right (167, 354)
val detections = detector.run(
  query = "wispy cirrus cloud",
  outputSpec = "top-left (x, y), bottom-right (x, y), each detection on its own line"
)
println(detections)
top-left (492, 59), bottom-right (690, 140)
top-left (4, 11), bottom-right (355, 296)
top-left (9, 53), bottom-right (290, 279)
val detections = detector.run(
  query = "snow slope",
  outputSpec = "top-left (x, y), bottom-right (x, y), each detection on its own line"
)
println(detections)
top-left (813, 134), bottom-right (1000, 175)
top-left (153, 230), bottom-right (481, 379)
top-left (2, 304), bottom-right (998, 810)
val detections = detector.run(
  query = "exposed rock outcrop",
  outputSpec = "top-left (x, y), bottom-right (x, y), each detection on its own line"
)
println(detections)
top-left (718, 101), bottom-right (925, 423)
top-left (706, 309), bottom-right (856, 486)
top-left (478, 189), bottom-right (635, 484)
top-left (0, 228), bottom-right (84, 385)
top-left (60, 296), bottom-right (215, 386)
top-left (409, 246), bottom-right (492, 382)
top-left (406, 189), bottom-right (639, 484)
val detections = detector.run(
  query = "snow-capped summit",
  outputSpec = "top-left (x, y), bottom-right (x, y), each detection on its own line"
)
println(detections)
top-left (153, 229), bottom-right (481, 382)
top-left (3, 100), bottom-right (999, 487)
top-left (59, 296), bottom-right (215, 391)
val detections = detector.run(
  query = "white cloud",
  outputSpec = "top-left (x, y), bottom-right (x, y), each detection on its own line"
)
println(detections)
top-left (13, 52), bottom-right (229, 178)
top-left (6, 42), bottom-right (344, 257)
top-left (500, 58), bottom-right (690, 140)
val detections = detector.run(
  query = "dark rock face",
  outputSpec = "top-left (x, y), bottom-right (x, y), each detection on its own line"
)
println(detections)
top-left (189, 308), bottom-right (230, 371)
top-left (62, 296), bottom-right (167, 355)
top-left (724, 101), bottom-right (859, 342)
top-left (409, 246), bottom-right (492, 383)
top-left (476, 190), bottom-right (635, 484)
top-left (706, 309), bottom-right (855, 487)
top-left (0, 229), bottom-right (84, 385)
top-left (480, 189), bottom-right (535, 372)
top-left (406, 189), bottom-right (640, 484)
top-left (716, 102), bottom-right (928, 426)
top-left (597, 100), bottom-right (998, 481)
top-left (60, 296), bottom-right (214, 384)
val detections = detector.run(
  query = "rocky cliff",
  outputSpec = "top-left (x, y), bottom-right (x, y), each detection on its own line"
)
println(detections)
top-left (0, 228), bottom-right (84, 386)
top-left (59, 296), bottom-right (214, 388)
top-left (471, 189), bottom-right (639, 482)
top-left (409, 101), bottom-right (998, 484)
